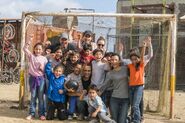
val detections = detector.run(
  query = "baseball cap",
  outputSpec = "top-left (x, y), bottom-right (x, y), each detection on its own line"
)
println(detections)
top-left (83, 30), bottom-right (93, 37)
top-left (60, 32), bottom-right (69, 40)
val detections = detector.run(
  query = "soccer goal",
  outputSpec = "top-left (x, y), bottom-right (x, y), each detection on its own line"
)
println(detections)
top-left (19, 12), bottom-right (177, 118)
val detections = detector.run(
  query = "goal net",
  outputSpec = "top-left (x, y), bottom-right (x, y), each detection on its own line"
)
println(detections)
top-left (20, 12), bottom-right (176, 117)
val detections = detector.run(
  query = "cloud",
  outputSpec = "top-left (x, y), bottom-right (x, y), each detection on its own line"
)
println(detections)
top-left (0, 0), bottom-right (82, 18)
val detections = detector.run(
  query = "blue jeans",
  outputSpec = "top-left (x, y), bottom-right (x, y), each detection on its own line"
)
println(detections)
top-left (110, 97), bottom-right (129, 123)
top-left (101, 90), bottom-right (112, 108)
top-left (68, 96), bottom-right (77, 115)
top-left (129, 85), bottom-right (144, 123)
top-left (44, 78), bottom-right (49, 114)
top-left (29, 76), bottom-right (45, 116)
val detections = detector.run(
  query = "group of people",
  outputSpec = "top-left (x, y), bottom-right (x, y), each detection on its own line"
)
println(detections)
top-left (24, 29), bottom-right (153, 123)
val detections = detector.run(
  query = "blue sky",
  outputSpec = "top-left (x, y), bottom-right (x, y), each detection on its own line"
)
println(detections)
top-left (75, 0), bottom-right (116, 12)
top-left (0, 0), bottom-right (117, 18)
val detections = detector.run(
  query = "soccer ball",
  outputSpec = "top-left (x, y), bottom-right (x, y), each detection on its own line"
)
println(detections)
top-left (66, 80), bottom-right (79, 92)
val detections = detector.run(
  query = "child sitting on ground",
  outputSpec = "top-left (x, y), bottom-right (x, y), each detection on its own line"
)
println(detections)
top-left (80, 84), bottom-right (115, 123)
top-left (45, 62), bottom-right (67, 120)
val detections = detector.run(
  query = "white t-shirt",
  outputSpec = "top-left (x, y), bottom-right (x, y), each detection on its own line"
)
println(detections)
top-left (91, 60), bottom-right (110, 87)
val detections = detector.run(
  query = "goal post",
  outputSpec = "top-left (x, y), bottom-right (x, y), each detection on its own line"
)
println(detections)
top-left (19, 12), bottom-right (177, 118)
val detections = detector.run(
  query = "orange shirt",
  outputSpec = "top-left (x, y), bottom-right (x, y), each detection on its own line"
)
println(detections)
top-left (128, 62), bottom-right (144, 86)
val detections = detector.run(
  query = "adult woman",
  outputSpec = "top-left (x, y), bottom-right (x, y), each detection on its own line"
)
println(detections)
top-left (100, 53), bottom-right (129, 123)
top-left (96, 36), bottom-right (107, 54)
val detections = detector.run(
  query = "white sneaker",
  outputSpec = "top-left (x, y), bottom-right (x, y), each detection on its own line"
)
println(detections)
top-left (73, 113), bottom-right (77, 118)
top-left (68, 115), bottom-right (73, 120)
top-left (26, 115), bottom-right (33, 120)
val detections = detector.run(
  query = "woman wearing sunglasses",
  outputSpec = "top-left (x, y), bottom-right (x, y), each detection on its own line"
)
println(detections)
top-left (96, 36), bottom-right (107, 54)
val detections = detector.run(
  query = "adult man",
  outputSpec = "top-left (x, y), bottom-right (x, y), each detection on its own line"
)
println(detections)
top-left (50, 32), bottom-right (76, 53)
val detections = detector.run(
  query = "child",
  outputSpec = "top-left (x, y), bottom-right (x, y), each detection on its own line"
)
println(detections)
top-left (80, 84), bottom-right (115, 123)
top-left (65, 63), bottom-right (83, 120)
top-left (128, 42), bottom-right (146, 123)
top-left (23, 37), bottom-right (48, 120)
top-left (44, 47), bottom-right (52, 56)
top-left (45, 62), bottom-right (67, 120)
top-left (50, 46), bottom-right (63, 67)
top-left (77, 30), bottom-right (96, 50)
top-left (102, 52), bottom-right (114, 66)
top-left (91, 49), bottom-right (110, 87)
top-left (80, 44), bottom-right (95, 65)
top-left (44, 47), bottom-right (63, 114)
top-left (63, 51), bottom-right (80, 76)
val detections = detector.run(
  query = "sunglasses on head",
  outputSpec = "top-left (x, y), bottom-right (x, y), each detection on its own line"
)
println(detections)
top-left (98, 44), bottom-right (104, 47)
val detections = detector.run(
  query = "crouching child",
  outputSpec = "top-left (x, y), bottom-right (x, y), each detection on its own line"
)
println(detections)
top-left (45, 61), bottom-right (67, 120)
top-left (80, 84), bottom-right (116, 123)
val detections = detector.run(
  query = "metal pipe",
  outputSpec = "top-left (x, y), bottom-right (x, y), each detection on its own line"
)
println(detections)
top-left (24, 12), bottom-right (175, 19)
top-left (170, 15), bottom-right (177, 119)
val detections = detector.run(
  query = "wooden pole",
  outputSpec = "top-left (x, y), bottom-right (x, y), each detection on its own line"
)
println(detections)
top-left (157, 0), bottom-right (167, 113)
top-left (19, 12), bottom-right (26, 109)
top-left (170, 16), bottom-right (177, 119)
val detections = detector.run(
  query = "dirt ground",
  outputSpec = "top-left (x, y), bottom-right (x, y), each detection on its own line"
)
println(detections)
top-left (0, 84), bottom-right (185, 123)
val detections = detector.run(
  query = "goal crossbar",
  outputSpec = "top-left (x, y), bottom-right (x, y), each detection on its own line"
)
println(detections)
top-left (24, 12), bottom-right (175, 20)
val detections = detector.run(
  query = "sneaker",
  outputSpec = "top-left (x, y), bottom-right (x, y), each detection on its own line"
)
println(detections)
top-left (89, 119), bottom-right (99, 123)
top-left (73, 113), bottom-right (78, 118)
top-left (68, 115), bottom-right (73, 120)
top-left (26, 115), bottom-right (34, 120)
top-left (84, 116), bottom-right (88, 120)
top-left (141, 118), bottom-right (145, 123)
top-left (40, 116), bottom-right (46, 120)
top-left (77, 114), bottom-right (84, 121)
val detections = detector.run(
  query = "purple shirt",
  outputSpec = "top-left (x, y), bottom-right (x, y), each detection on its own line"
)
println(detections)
top-left (23, 42), bottom-right (48, 77)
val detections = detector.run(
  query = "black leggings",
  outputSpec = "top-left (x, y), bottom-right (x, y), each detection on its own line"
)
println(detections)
top-left (46, 99), bottom-right (67, 120)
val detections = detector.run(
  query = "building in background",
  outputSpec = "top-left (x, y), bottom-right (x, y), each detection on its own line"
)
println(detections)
top-left (116, 0), bottom-right (185, 89)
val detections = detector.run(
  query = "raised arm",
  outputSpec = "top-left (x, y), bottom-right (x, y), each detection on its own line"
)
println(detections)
top-left (144, 36), bottom-right (153, 65)
top-left (45, 62), bottom-right (53, 78)
top-left (118, 42), bottom-right (131, 65)
top-left (23, 37), bottom-right (32, 58)
top-left (141, 42), bottom-right (147, 63)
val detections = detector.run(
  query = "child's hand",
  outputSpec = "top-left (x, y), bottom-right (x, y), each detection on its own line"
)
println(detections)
top-left (39, 64), bottom-right (44, 72)
top-left (143, 42), bottom-right (147, 47)
top-left (146, 36), bottom-right (152, 47)
top-left (91, 112), bottom-right (98, 118)
top-left (102, 58), bottom-right (108, 63)
top-left (67, 88), bottom-right (75, 93)
top-left (118, 42), bottom-right (124, 52)
top-left (28, 34), bottom-right (34, 43)
top-left (58, 89), bottom-right (64, 94)
top-left (82, 90), bottom-right (87, 95)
